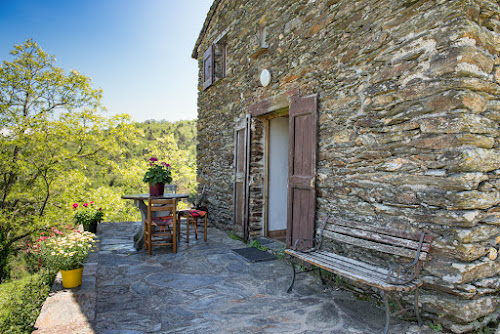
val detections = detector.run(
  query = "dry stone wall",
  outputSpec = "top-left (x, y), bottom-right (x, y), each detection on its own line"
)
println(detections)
top-left (194, 0), bottom-right (500, 331)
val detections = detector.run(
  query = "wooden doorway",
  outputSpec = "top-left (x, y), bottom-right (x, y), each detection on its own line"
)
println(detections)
top-left (266, 115), bottom-right (289, 242)
top-left (248, 92), bottom-right (318, 248)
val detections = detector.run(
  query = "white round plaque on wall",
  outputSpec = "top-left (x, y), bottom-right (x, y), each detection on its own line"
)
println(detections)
top-left (260, 69), bottom-right (271, 87)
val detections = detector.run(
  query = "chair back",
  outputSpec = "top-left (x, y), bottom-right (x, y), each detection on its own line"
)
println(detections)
top-left (148, 198), bottom-right (177, 218)
top-left (145, 198), bottom-right (178, 254)
top-left (194, 185), bottom-right (207, 209)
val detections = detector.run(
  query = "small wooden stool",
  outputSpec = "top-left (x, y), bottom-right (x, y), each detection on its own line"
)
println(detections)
top-left (178, 209), bottom-right (207, 243)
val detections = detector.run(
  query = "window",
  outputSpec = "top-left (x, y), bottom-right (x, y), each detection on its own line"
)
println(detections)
top-left (203, 33), bottom-right (227, 90)
top-left (203, 45), bottom-right (214, 90)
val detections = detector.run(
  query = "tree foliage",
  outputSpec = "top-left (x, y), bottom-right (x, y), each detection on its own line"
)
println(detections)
top-left (0, 40), bottom-right (199, 284)
top-left (0, 40), bottom-right (133, 281)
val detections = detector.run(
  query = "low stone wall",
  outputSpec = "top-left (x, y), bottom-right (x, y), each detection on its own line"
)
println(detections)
top-left (194, 0), bottom-right (500, 331)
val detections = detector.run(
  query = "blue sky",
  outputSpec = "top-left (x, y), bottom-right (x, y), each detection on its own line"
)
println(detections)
top-left (0, 0), bottom-right (213, 122)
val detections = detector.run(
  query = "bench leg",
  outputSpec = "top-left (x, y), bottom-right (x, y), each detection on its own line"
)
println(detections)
top-left (287, 258), bottom-right (296, 293)
top-left (381, 290), bottom-right (390, 334)
top-left (318, 268), bottom-right (326, 285)
top-left (415, 287), bottom-right (422, 326)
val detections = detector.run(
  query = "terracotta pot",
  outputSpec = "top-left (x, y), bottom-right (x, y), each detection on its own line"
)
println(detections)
top-left (60, 267), bottom-right (84, 288)
top-left (149, 183), bottom-right (165, 196)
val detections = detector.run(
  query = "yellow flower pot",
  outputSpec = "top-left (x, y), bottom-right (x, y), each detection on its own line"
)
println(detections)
top-left (60, 267), bottom-right (84, 288)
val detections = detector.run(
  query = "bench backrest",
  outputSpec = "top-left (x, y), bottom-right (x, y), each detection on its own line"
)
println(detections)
top-left (322, 217), bottom-right (433, 262)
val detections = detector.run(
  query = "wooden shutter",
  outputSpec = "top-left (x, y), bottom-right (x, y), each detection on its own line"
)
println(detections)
top-left (286, 94), bottom-right (318, 248)
top-left (203, 44), bottom-right (214, 90)
top-left (233, 114), bottom-right (251, 241)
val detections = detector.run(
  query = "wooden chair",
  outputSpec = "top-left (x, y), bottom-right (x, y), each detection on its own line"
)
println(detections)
top-left (145, 198), bottom-right (177, 254)
top-left (178, 186), bottom-right (207, 243)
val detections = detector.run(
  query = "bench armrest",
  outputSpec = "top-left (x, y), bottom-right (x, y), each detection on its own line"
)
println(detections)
top-left (292, 237), bottom-right (318, 252)
top-left (291, 216), bottom-right (329, 252)
top-left (385, 232), bottom-right (426, 285)
top-left (386, 261), bottom-right (421, 285)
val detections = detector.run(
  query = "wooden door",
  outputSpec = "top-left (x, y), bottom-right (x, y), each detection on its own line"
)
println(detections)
top-left (286, 94), bottom-right (318, 248)
top-left (233, 114), bottom-right (251, 241)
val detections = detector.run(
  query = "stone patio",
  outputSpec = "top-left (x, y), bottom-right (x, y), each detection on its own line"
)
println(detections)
top-left (33, 221), bottom-right (438, 333)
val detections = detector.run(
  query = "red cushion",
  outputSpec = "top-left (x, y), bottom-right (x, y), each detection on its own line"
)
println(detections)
top-left (179, 209), bottom-right (206, 217)
top-left (149, 216), bottom-right (173, 226)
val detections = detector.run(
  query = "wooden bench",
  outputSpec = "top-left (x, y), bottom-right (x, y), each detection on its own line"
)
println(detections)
top-left (285, 216), bottom-right (433, 334)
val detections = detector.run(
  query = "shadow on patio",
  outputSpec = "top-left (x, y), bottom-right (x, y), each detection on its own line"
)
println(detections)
top-left (33, 221), bottom-right (436, 334)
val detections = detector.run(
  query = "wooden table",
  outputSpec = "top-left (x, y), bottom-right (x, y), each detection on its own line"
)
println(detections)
top-left (122, 193), bottom-right (189, 250)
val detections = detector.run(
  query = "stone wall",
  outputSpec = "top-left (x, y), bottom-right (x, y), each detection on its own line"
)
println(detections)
top-left (194, 0), bottom-right (500, 331)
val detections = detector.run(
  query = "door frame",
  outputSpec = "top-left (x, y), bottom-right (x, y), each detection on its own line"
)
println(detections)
top-left (249, 89), bottom-right (317, 247)
top-left (250, 90), bottom-right (297, 239)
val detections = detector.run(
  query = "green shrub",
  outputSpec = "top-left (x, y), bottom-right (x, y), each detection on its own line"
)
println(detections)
top-left (249, 239), bottom-right (267, 251)
top-left (274, 245), bottom-right (286, 260)
top-left (429, 322), bottom-right (443, 331)
top-left (228, 231), bottom-right (244, 242)
top-left (0, 271), bottom-right (54, 333)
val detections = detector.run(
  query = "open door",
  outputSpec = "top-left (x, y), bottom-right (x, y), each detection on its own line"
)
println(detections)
top-left (267, 116), bottom-right (289, 241)
top-left (286, 94), bottom-right (318, 248)
top-left (233, 114), bottom-right (251, 241)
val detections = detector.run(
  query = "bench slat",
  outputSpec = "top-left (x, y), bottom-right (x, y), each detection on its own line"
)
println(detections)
top-left (325, 224), bottom-right (432, 253)
top-left (307, 250), bottom-right (390, 277)
top-left (286, 249), bottom-right (421, 291)
top-left (322, 230), bottom-right (429, 261)
top-left (328, 217), bottom-right (433, 243)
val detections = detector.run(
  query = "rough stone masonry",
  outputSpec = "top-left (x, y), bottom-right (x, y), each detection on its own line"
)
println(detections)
top-left (193, 0), bottom-right (500, 332)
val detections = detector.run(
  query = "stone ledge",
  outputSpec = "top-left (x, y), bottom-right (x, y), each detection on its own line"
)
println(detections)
top-left (32, 266), bottom-right (96, 334)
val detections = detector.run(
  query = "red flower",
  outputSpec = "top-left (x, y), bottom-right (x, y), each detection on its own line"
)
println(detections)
top-left (83, 203), bottom-right (88, 207)
top-left (90, 201), bottom-right (94, 204)
top-left (149, 157), bottom-right (158, 162)
top-left (73, 203), bottom-right (79, 209)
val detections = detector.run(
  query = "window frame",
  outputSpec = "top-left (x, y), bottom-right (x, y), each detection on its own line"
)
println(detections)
top-left (202, 30), bottom-right (228, 91)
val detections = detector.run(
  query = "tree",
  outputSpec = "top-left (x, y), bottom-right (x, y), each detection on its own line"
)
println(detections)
top-left (0, 40), bottom-right (133, 281)
top-left (147, 133), bottom-right (198, 203)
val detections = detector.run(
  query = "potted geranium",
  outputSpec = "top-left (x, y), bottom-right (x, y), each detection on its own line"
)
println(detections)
top-left (73, 201), bottom-right (104, 233)
top-left (28, 227), bottom-right (97, 288)
top-left (143, 157), bottom-right (172, 196)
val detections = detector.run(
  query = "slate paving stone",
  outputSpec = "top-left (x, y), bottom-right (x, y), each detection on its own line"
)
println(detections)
top-left (99, 331), bottom-right (144, 334)
top-left (126, 263), bottom-right (164, 276)
top-left (34, 221), bottom-right (441, 334)
top-left (94, 310), bottom-right (160, 332)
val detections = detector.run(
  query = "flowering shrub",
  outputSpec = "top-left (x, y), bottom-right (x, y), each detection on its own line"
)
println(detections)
top-left (28, 227), bottom-right (97, 271)
top-left (142, 157), bottom-right (172, 184)
top-left (73, 201), bottom-right (104, 228)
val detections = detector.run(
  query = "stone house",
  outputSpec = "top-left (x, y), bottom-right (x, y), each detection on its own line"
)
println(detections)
top-left (192, 0), bottom-right (500, 332)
